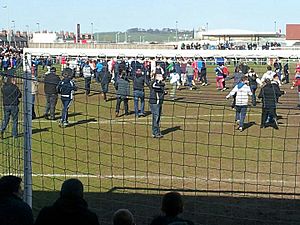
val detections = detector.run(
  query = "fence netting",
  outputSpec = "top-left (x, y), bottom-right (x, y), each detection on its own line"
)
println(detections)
top-left (1, 55), bottom-right (300, 225)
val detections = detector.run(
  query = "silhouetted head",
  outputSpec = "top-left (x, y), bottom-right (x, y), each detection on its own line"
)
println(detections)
top-left (0, 175), bottom-right (22, 198)
top-left (60, 179), bottom-right (83, 199)
top-left (113, 209), bottom-right (135, 225)
top-left (161, 192), bottom-right (183, 217)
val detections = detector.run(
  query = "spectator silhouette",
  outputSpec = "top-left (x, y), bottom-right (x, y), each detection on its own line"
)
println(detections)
top-left (150, 192), bottom-right (194, 225)
top-left (0, 175), bottom-right (34, 225)
top-left (113, 209), bottom-right (135, 225)
top-left (35, 178), bottom-right (99, 225)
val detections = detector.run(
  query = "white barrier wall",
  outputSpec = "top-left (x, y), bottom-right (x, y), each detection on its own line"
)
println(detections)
top-left (23, 48), bottom-right (300, 58)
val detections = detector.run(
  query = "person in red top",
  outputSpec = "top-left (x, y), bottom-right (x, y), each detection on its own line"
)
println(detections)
top-left (61, 56), bottom-right (67, 72)
top-left (291, 67), bottom-right (300, 107)
top-left (222, 64), bottom-right (230, 90)
top-left (191, 59), bottom-right (198, 84)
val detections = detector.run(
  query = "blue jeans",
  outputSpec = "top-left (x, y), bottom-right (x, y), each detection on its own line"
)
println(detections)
top-left (235, 105), bottom-right (247, 128)
top-left (187, 75), bottom-right (193, 87)
top-left (150, 104), bottom-right (162, 136)
top-left (61, 98), bottom-right (72, 123)
top-left (0, 105), bottom-right (19, 137)
top-left (134, 90), bottom-right (145, 116)
top-left (95, 71), bottom-right (101, 83)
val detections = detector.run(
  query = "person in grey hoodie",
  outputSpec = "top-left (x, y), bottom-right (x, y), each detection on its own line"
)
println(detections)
top-left (115, 71), bottom-right (130, 117)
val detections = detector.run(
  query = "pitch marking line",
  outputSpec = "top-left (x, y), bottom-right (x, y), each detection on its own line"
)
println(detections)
top-left (15, 174), bottom-right (299, 185)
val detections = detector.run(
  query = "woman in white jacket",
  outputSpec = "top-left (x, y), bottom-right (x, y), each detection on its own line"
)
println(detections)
top-left (226, 76), bottom-right (252, 131)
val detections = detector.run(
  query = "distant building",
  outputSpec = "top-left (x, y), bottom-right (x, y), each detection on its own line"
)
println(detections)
top-left (286, 24), bottom-right (300, 40)
top-left (30, 32), bottom-right (59, 43)
top-left (195, 29), bottom-right (280, 43)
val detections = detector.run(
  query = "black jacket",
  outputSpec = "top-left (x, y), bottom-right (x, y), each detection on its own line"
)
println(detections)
top-left (57, 78), bottom-right (77, 99)
top-left (0, 194), bottom-right (34, 225)
top-left (2, 83), bottom-right (22, 106)
top-left (258, 83), bottom-right (283, 108)
top-left (34, 197), bottom-right (99, 225)
top-left (131, 74), bottom-right (149, 91)
top-left (149, 80), bottom-right (166, 105)
top-left (44, 72), bottom-right (61, 95)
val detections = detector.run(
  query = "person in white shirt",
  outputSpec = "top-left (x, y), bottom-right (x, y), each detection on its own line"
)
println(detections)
top-left (261, 65), bottom-right (276, 84)
top-left (226, 76), bottom-right (252, 132)
top-left (169, 72), bottom-right (180, 100)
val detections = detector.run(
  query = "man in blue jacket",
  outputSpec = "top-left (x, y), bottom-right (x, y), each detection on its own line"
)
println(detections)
top-left (131, 68), bottom-right (149, 117)
top-left (57, 70), bottom-right (77, 128)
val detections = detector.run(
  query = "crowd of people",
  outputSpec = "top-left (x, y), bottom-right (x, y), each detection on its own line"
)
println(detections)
top-left (178, 41), bottom-right (282, 51)
top-left (1, 54), bottom-right (300, 139)
top-left (222, 60), bottom-right (300, 131)
top-left (0, 44), bottom-right (22, 73)
top-left (0, 175), bottom-right (194, 225)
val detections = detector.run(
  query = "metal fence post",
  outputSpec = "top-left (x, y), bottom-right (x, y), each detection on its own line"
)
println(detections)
top-left (23, 53), bottom-right (32, 207)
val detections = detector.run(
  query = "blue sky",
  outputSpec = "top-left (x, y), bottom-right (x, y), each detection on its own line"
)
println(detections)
top-left (0, 0), bottom-right (298, 33)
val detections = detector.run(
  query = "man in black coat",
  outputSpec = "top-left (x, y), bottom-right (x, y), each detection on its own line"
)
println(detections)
top-left (0, 76), bottom-right (22, 138)
top-left (258, 78), bottom-right (283, 129)
top-left (115, 71), bottom-right (130, 117)
top-left (43, 67), bottom-right (61, 120)
top-left (35, 179), bottom-right (99, 225)
top-left (0, 175), bottom-right (34, 225)
top-left (150, 192), bottom-right (194, 225)
top-left (149, 73), bottom-right (167, 138)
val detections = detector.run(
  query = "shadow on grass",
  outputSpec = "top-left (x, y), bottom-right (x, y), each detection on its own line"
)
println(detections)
top-left (105, 97), bottom-right (117, 102)
top-left (67, 118), bottom-right (97, 127)
top-left (243, 122), bottom-right (256, 130)
top-left (32, 189), bottom-right (300, 225)
top-left (161, 126), bottom-right (181, 135)
top-left (32, 127), bottom-right (51, 134)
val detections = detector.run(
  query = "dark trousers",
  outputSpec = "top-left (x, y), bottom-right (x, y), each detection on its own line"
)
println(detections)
top-left (284, 72), bottom-right (289, 83)
top-left (115, 96), bottom-right (129, 114)
top-left (32, 94), bottom-right (36, 119)
top-left (61, 98), bottom-right (72, 123)
top-left (200, 69), bottom-right (207, 84)
top-left (45, 94), bottom-right (58, 118)
top-left (85, 77), bottom-right (92, 95)
top-left (150, 103), bottom-right (162, 136)
top-left (0, 105), bottom-right (19, 137)
top-left (261, 107), bottom-right (277, 126)
top-left (250, 85), bottom-right (257, 106)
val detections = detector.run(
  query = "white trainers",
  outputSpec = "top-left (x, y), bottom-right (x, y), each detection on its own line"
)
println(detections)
top-left (238, 127), bottom-right (243, 132)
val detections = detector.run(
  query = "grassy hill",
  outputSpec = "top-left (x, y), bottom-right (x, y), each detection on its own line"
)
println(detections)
top-left (94, 30), bottom-right (193, 43)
